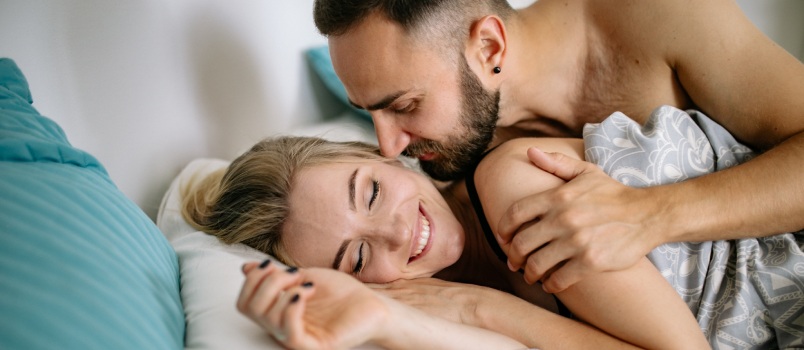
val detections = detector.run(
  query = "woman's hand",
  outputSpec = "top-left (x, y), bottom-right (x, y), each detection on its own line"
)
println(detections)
top-left (238, 261), bottom-right (526, 349)
top-left (238, 260), bottom-right (390, 349)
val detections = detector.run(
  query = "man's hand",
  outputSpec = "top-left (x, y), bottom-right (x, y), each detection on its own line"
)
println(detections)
top-left (498, 147), bottom-right (663, 293)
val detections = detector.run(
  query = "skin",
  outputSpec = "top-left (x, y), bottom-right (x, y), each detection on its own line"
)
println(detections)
top-left (282, 159), bottom-right (466, 283)
top-left (248, 138), bottom-right (709, 349)
top-left (237, 262), bottom-right (525, 349)
top-left (328, 0), bottom-right (804, 292)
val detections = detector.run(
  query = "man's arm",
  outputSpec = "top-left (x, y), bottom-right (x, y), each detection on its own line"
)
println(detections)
top-left (658, 0), bottom-right (804, 238)
top-left (498, 0), bottom-right (804, 293)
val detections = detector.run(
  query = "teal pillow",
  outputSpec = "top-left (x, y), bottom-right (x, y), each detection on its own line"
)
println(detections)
top-left (305, 45), bottom-right (372, 121)
top-left (0, 58), bottom-right (184, 350)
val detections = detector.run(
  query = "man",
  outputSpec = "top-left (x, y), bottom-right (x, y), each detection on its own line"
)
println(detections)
top-left (313, 0), bottom-right (804, 297)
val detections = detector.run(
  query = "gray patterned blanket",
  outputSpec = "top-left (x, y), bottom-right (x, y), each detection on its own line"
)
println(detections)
top-left (583, 105), bottom-right (804, 350)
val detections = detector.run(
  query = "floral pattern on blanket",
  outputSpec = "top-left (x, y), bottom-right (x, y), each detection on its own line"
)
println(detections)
top-left (583, 105), bottom-right (804, 350)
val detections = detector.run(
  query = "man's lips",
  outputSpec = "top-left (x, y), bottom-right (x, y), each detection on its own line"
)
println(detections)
top-left (417, 152), bottom-right (437, 161)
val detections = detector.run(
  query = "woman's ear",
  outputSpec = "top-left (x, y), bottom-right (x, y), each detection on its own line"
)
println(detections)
top-left (465, 15), bottom-right (507, 79)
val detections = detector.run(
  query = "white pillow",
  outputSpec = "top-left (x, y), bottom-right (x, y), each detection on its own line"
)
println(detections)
top-left (157, 158), bottom-right (287, 350)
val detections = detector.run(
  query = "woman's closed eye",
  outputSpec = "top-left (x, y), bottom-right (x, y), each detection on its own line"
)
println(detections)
top-left (369, 179), bottom-right (380, 209)
top-left (353, 242), bottom-right (366, 274)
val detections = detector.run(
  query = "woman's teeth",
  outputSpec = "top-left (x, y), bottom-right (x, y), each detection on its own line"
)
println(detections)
top-left (412, 216), bottom-right (430, 258)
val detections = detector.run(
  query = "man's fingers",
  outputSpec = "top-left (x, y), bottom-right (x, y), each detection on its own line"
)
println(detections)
top-left (519, 241), bottom-right (567, 284)
top-left (497, 195), bottom-right (549, 245)
top-left (541, 259), bottom-right (583, 294)
top-left (502, 224), bottom-right (550, 271)
top-left (526, 147), bottom-right (593, 181)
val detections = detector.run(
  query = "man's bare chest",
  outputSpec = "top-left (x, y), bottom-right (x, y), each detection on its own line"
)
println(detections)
top-left (570, 45), bottom-right (693, 126)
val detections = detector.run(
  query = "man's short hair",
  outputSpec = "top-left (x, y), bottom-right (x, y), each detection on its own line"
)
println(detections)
top-left (313, 0), bottom-right (514, 59)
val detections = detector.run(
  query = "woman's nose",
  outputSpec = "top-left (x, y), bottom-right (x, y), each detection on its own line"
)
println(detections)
top-left (372, 114), bottom-right (411, 158)
top-left (372, 218), bottom-right (407, 252)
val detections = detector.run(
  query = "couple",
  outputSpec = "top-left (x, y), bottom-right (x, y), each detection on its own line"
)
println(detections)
top-left (187, 0), bottom-right (803, 347)
top-left (182, 127), bottom-right (709, 349)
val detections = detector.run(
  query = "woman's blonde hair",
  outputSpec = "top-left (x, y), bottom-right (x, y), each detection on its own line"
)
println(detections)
top-left (181, 136), bottom-right (396, 266)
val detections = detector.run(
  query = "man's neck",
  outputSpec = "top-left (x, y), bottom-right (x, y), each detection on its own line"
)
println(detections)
top-left (498, 0), bottom-right (592, 136)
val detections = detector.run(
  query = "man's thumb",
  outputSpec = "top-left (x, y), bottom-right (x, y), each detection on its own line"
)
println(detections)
top-left (526, 147), bottom-right (590, 181)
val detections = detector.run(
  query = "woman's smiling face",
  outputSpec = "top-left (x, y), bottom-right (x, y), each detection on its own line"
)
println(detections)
top-left (282, 159), bottom-right (465, 283)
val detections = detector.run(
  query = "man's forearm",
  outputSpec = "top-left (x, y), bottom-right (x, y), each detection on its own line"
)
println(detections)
top-left (655, 131), bottom-right (804, 243)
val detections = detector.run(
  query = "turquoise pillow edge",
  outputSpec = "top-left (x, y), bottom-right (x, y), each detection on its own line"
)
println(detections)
top-left (304, 45), bottom-right (372, 121)
top-left (0, 57), bottom-right (185, 349)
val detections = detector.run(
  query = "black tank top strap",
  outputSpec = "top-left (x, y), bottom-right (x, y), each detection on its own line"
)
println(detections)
top-left (464, 148), bottom-right (573, 319)
top-left (465, 158), bottom-right (507, 263)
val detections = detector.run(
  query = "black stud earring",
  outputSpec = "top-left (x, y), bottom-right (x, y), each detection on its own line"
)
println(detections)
top-left (493, 66), bottom-right (501, 74)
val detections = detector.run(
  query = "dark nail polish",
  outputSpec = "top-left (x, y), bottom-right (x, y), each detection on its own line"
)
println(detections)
top-left (290, 294), bottom-right (300, 303)
top-left (286, 266), bottom-right (298, 273)
top-left (302, 282), bottom-right (314, 288)
top-left (259, 259), bottom-right (271, 269)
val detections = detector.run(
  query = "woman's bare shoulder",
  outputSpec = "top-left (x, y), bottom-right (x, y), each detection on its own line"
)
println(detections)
top-left (474, 138), bottom-right (584, 231)
top-left (479, 138), bottom-right (584, 174)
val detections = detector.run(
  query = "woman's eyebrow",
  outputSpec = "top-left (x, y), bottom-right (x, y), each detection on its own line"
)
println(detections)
top-left (348, 168), bottom-right (358, 210)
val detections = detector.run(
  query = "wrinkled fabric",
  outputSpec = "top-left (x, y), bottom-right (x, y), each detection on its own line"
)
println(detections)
top-left (584, 106), bottom-right (804, 349)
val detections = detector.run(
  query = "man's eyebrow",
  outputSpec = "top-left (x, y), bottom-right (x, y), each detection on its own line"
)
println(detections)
top-left (332, 238), bottom-right (351, 270)
top-left (348, 90), bottom-right (407, 111)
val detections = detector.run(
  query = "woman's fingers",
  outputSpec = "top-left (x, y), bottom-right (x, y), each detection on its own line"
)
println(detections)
top-left (249, 267), bottom-right (302, 321)
top-left (282, 283), bottom-right (316, 348)
top-left (237, 261), bottom-right (308, 337)
top-left (237, 259), bottom-right (275, 313)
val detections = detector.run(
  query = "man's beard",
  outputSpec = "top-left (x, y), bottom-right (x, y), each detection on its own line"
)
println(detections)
top-left (404, 58), bottom-right (500, 181)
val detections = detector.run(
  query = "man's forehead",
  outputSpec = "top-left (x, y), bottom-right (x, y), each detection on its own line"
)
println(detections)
top-left (329, 28), bottom-right (447, 109)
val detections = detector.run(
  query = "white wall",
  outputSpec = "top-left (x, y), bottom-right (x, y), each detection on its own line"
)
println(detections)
top-left (0, 0), bottom-right (340, 218)
top-left (1, 0), bottom-right (801, 219)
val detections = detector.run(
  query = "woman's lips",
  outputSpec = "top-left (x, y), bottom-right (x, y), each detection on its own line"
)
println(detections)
top-left (408, 205), bottom-right (433, 263)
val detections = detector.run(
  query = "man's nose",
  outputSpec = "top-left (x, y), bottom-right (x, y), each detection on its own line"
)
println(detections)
top-left (372, 114), bottom-right (411, 158)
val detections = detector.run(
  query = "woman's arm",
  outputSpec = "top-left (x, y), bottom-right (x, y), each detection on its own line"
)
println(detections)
top-left (474, 137), bottom-right (709, 349)
top-left (372, 277), bottom-right (643, 349)
top-left (238, 261), bottom-right (526, 349)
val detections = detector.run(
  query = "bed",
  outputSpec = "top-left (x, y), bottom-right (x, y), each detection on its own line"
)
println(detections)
top-left (1, 1), bottom-right (803, 349)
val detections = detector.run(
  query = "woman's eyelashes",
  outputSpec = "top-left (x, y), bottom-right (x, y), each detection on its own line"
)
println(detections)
top-left (353, 242), bottom-right (365, 274)
top-left (369, 179), bottom-right (380, 209)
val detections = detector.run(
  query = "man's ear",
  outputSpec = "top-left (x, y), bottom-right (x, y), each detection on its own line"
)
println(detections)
top-left (466, 15), bottom-right (507, 78)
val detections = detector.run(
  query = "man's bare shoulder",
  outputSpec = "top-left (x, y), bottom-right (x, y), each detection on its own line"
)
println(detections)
top-left (581, 0), bottom-right (743, 51)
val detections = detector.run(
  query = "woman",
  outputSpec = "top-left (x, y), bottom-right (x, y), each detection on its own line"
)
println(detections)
top-left (182, 135), bottom-right (708, 349)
